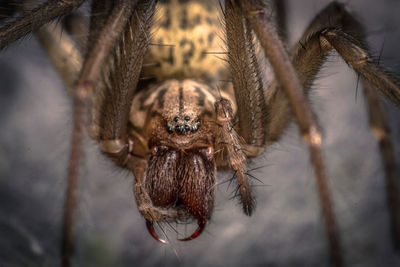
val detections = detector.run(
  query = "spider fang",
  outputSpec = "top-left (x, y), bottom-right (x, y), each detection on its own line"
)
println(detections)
top-left (177, 219), bottom-right (207, 241)
top-left (146, 220), bottom-right (167, 244)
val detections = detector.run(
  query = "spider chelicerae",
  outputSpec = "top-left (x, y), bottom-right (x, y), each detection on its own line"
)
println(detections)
top-left (0, 0), bottom-right (400, 267)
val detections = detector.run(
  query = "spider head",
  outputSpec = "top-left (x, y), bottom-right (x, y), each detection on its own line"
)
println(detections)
top-left (165, 115), bottom-right (201, 135)
top-left (131, 79), bottom-right (221, 242)
top-left (130, 79), bottom-right (220, 242)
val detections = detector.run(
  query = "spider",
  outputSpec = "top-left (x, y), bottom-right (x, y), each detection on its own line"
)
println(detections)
top-left (1, 0), bottom-right (400, 266)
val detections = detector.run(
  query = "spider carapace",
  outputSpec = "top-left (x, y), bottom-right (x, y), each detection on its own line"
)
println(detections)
top-left (125, 0), bottom-right (242, 242)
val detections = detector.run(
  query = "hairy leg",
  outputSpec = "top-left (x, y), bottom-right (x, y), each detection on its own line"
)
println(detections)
top-left (224, 0), bottom-right (269, 216)
top-left (224, 0), bottom-right (267, 148)
top-left (62, 1), bottom-right (140, 266)
top-left (215, 98), bottom-right (255, 215)
top-left (34, 20), bottom-right (82, 90)
top-left (265, 2), bottom-right (400, 142)
top-left (265, 1), bottom-right (400, 252)
top-left (363, 79), bottom-right (400, 249)
top-left (0, 0), bottom-right (85, 49)
top-left (272, 0), bottom-right (287, 43)
top-left (239, 0), bottom-right (343, 266)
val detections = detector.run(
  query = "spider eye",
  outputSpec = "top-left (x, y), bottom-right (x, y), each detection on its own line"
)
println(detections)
top-left (192, 121), bottom-right (200, 133)
top-left (184, 115), bottom-right (191, 121)
top-left (175, 125), bottom-right (184, 134)
top-left (173, 116), bottom-right (179, 122)
top-left (166, 122), bottom-right (174, 133)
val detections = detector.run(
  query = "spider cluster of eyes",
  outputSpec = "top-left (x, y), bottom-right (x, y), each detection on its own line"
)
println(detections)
top-left (166, 115), bottom-right (201, 135)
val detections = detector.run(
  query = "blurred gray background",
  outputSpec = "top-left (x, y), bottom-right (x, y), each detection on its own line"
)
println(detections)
top-left (1, 0), bottom-right (400, 266)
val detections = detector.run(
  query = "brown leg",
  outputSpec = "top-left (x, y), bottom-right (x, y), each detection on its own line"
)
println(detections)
top-left (34, 21), bottom-right (82, 90)
top-left (266, 2), bottom-right (400, 142)
top-left (215, 98), bottom-right (255, 215)
top-left (322, 29), bottom-right (400, 106)
top-left (91, 0), bottom-right (183, 244)
top-left (8, 1), bottom-right (83, 91)
top-left (363, 79), bottom-right (400, 249)
top-left (63, 12), bottom-right (89, 53)
top-left (320, 29), bottom-right (400, 249)
top-left (0, 0), bottom-right (85, 49)
top-left (272, 0), bottom-right (287, 43)
top-left (266, 1), bottom-right (400, 252)
top-left (239, 1), bottom-right (343, 266)
top-left (86, 0), bottom-right (115, 53)
top-left (265, 2), bottom-right (367, 142)
top-left (61, 1), bottom-right (138, 266)
top-left (96, 0), bottom-right (194, 244)
top-left (224, 0), bottom-right (267, 147)
top-left (97, 0), bottom-right (155, 164)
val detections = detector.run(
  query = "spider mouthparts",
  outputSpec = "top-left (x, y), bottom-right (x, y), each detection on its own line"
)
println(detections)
top-left (177, 219), bottom-right (207, 241)
top-left (146, 220), bottom-right (167, 244)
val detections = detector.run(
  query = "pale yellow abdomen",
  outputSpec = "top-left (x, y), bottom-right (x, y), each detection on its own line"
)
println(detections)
top-left (142, 0), bottom-right (227, 83)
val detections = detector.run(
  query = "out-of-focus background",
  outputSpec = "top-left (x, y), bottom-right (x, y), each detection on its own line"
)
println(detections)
top-left (1, 0), bottom-right (400, 266)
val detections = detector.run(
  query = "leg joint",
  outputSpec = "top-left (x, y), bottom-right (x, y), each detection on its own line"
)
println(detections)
top-left (302, 125), bottom-right (322, 147)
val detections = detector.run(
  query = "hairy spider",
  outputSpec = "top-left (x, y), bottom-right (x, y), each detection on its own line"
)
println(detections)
top-left (1, 0), bottom-right (400, 267)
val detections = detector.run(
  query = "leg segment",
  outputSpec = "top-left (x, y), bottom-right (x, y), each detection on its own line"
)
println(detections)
top-left (16, 1), bottom-right (84, 91)
top-left (97, 0), bottom-right (155, 164)
top-left (239, 1), bottom-right (343, 266)
top-left (265, 1), bottom-right (400, 252)
top-left (363, 79), bottom-right (400, 249)
top-left (265, 2), bottom-right (400, 141)
top-left (0, 0), bottom-right (85, 49)
top-left (272, 0), bottom-right (287, 43)
top-left (224, 0), bottom-right (267, 148)
top-left (35, 20), bottom-right (82, 90)
top-left (91, 0), bottom-right (187, 244)
top-left (63, 12), bottom-right (89, 53)
top-left (62, 1), bottom-right (139, 266)
top-left (215, 98), bottom-right (255, 215)
top-left (322, 29), bottom-right (400, 106)
top-left (320, 32), bottom-right (400, 247)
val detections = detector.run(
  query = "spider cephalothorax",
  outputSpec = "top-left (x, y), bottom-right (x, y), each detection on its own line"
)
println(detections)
top-left (129, 79), bottom-right (225, 241)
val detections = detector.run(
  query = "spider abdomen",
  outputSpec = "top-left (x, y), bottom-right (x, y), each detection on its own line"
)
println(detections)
top-left (142, 0), bottom-right (227, 82)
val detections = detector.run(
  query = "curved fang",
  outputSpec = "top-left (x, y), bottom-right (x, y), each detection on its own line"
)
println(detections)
top-left (146, 220), bottom-right (167, 244)
top-left (177, 219), bottom-right (207, 241)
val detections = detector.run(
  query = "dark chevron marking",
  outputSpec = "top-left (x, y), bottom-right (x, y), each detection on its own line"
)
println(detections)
top-left (194, 86), bottom-right (206, 107)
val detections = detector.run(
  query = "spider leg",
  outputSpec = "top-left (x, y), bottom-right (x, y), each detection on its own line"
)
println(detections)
top-left (215, 98), bottom-right (255, 215)
top-left (15, 1), bottom-right (87, 91)
top-left (239, 0), bottom-right (343, 266)
top-left (267, 1), bottom-right (400, 252)
top-left (272, 0), bottom-right (287, 43)
top-left (62, 1), bottom-right (141, 266)
top-left (223, 0), bottom-right (268, 215)
top-left (34, 20), bottom-right (82, 90)
top-left (90, 0), bottom-right (190, 241)
top-left (63, 12), bottom-right (89, 53)
top-left (363, 79), bottom-right (400, 249)
top-left (321, 30), bottom-right (400, 105)
top-left (264, 2), bottom-right (368, 142)
top-left (317, 27), bottom-right (400, 249)
top-left (224, 0), bottom-right (267, 148)
top-left (0, 0), bottom-right (85, 49)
